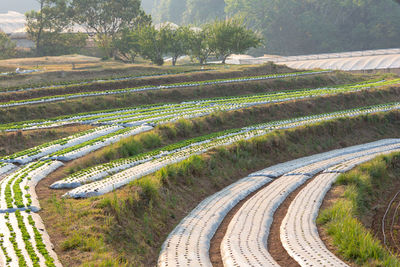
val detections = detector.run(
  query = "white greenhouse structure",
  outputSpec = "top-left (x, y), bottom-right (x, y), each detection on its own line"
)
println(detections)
top-left (227, 48), bottom-right (400, 72)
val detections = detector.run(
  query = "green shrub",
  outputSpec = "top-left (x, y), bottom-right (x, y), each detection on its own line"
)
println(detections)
top-left (139, 133), bottom-right (162, 149)
top-left (135, 177), bottom-right (161, 203)
top-left (61, 231), bottom-right (86, 251)
top-left (175, 119), bottom-right (194, 137)
top-left (120, 140), bottom-right (143, 157)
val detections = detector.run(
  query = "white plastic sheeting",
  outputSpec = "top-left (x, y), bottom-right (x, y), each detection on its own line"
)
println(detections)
top-left (281, 149), bottom-right (400, 266)
top-left (223, 142), bottom-right (400, 267)
top-left (158, 139), bottom-right (400, 267)
top-left (228, 48), bottom-right (400, 71)
top-left (280, 54), bottom-right (400, 71)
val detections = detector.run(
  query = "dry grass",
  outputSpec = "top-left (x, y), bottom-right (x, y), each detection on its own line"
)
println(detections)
top-left (0, 54), bottom-right (253, 89)
top-left (0, 54), bottom-right (101, 68)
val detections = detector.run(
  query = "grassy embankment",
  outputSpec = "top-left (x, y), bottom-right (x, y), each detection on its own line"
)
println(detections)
top-left (0, 55), bottom-right (214, 90)
top-left (318, 153), bottom-right (400, 266)
top-left (60, 83), bottom-right (400, 174)
top-left (0, 71), bottom-right (372, 123)
top-left (2, 73), bottom-right (396, 161)
top-left (0, 62), bottom-right (293, 100)
top-left (38, 110), bottom-right (400, 266)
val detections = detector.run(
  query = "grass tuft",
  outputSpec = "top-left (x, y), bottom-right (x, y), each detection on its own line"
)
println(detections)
top-left (318, 153), bottom-right (400, 266)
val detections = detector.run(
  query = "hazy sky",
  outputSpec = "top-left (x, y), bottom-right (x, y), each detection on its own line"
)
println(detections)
top-left (0, 0), bottom-right (39, 13)
top-left (0, 0), bottom-right (151, 14)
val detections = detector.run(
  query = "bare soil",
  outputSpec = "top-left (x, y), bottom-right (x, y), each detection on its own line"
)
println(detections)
top-left (209, 180), bottom-right (272, 266)
top-left (208, 175), bottom-right (314, 267)
top-left (267, 177), bottom-right (316, 266)
top-left (0, 54), bottom-right (207, 89)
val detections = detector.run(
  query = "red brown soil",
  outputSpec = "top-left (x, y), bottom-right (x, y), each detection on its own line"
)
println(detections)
top-left (267, 177), bottom-right (315, 267)
top-left (209, 181), bottom-right (272, 266)
top-left (209, 175), bottom-right (317, 267)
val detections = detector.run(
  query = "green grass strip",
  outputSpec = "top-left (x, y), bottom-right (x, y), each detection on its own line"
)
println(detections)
top-left (318, 153), bottom-right (400, 266)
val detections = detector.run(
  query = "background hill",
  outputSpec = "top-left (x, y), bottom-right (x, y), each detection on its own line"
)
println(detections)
top-left (1, 0), bottom-right (399, 57)
top-left (144, 0), bottom-right (400, 56)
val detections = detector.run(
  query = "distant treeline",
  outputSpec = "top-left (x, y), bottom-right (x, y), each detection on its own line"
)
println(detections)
top-left (4, 0), bottom-right (260, 65)
top-left (145, 0), bottom-right (400, 56)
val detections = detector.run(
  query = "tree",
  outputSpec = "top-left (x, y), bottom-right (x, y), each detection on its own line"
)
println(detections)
top-left (114, 28), bottom-right (141, 63)
top-left (71, 0), bottom-right (148, 59)
top-left (113, 11), bottom-right (151, 63)
top-left (188, 28), bottom-right (212, 65)
top-left (164, 26), bottom-right (192, 66)
top-left (137, 25), bottom-right (168, 65)
top-left (38, 32), bottom-right (88, 56)
top-left (208, 18), bottom-right (262, 64)
top-left (0, 32), bottom-right (16, 59)
top-left (26, 0), bottom-right (71, 56)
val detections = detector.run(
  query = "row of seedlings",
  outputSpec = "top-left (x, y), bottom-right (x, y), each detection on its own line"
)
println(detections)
top-left (3, 77), bottom-right (399, 132)
top-left (0, 159), bottom-right (63, 266)
top-left (61, 102), bottom-right (400, 198)
top-left (45, 125), bottom-right (154, 161)
top-left (0, 125), bottom-right (123, 164)
top-left (2, 68), bottom-right (214, 93)
top-left (0, 160), bottom-right (64, 211)
top-left (0, 70), bottom-right (328, 108)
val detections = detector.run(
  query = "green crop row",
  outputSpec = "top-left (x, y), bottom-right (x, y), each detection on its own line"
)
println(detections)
top-left (5, 215), bottom-right (27, 266)
top-left (0, 233), bottom-right (12, 264)
top-left (5, 161), bottom-right (48, 209)
top-left (1, 77), bottom-right (398, 133)
top-left (48, 127), bottom-right (137, 157)
top-left (27, 215), bottom-right (56, 267)
top-left (1, 68), bottom-right (210, 92)
top-left (15, 210), bottom-right (40, 267)
top-left (0, 71), bottom-right (324, 108)
top-left (1, 126), bottom-right (113, 161)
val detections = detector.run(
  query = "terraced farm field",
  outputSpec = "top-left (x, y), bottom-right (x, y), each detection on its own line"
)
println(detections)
top-left (0, 62), bottom-right (400, 266)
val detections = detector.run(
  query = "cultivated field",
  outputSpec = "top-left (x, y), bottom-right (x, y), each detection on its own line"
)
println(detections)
top-left (0, 56), bottom-right (399, 267)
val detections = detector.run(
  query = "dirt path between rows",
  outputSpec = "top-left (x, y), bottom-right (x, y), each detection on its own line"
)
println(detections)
top-left (266, 176), bottom-right (316, 267)
top-left (209, 174), bottom-right (318, 267)
top-left (209, 179), bottom-right (272, 266)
